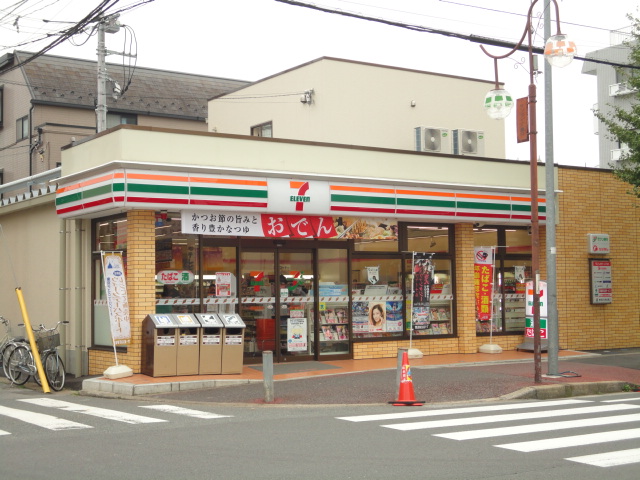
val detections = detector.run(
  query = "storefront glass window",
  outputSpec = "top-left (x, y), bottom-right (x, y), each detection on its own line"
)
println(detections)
top-left (473, 226), bottom-right (531, 334)
top-left (405, 257), bottom-right (454, 336)
top-left (318, 249), bottom-right (350, 355)
top-left (407, 225), bottom-right (450, 253)
top-left (155, 214), bottom-right (200, 314)
top-left (201, 241), bottom-right (238, 315)
top-left (93, 215), bottom-right (127, 347)
top-left (351, 257), bottom-right (403, 339)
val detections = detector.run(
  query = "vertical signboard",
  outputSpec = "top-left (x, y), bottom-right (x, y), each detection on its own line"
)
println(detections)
top-left (101, 251), bottom-right (131, 345)
top-left (590, 259), bottom-right (612, 304)
top-left (525, 280), bottom-right (548, 340)
top-left (474, 247), bottom-right (494, 321)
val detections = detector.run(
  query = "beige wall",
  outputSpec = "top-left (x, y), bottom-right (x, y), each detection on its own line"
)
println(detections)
top-left (208, 58), bottom-right (506, 159)
top-left (60, 126), bottom-right (543, 193)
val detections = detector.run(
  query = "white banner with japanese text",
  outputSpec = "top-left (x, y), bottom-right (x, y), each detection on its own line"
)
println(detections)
top-left (101, 251), bottom-right (131, 346)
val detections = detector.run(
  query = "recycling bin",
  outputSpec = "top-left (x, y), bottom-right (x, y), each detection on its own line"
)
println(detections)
top-left (219, 313), bottom-right (247, 374)
top-left (141, 314), bottom-right (179, 377)
top-left (173, 313), bottom-right (201, 376)
top-left (195, 313), bottom-right (224, 374)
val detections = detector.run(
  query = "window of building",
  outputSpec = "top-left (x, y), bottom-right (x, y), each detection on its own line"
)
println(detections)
top-left (16, 115), bottom-right (29, 141)
top-left (155, 213), bottom-right (200, 314)
top-left (403, 224), bottom-right (455, 336)
top-left (474, 226), bottom-right (532, 334)
top-left (250, 121), bottom-right (272, 137)
top-left (106, 112), bottom-right (137, 129)
top-left (92, 215), bottom-right (128, 348)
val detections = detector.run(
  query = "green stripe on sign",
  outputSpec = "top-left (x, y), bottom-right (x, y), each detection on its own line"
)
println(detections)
top-left (397, 198), bottom-right (456, 208)
top-left (513, 204), bottom-right (546, 213)
top-left (191, 186), bottom-right (268, 198)
top-left (331, 194), bottom-right (395, 205)
top-left (56, 192), bottom-right (82, 206)
top-left (457, 200), bottom-right (510, 211)
top-left (127, 184), bottom-right (189, 195)
top-left (83, 184), bottom-right (114, 199)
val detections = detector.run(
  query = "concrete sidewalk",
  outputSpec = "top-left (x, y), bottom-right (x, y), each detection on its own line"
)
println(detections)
top-left (80, 349), bottom-right (640, 404)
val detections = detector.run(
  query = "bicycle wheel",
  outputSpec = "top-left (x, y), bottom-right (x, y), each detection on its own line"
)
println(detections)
top-left (43, 352), bottom-right (65, 391)
top-left (1, 341), bottom-right (19, 378)
top-left (7, 345), bottom-right (32, 385)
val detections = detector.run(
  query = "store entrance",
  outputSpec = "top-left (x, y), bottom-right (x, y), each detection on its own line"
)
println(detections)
top-left (239, 243), bottom-right (350, 363)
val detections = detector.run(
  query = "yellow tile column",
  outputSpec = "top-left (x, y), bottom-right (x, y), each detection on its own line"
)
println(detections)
top-left (122, 210), bottom-right (156, 373)
top-left (455, 223), bottom-right (477, 353)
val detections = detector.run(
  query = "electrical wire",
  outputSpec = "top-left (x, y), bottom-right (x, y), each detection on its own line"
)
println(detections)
top-left (275, 0), bottom-right (640, 70)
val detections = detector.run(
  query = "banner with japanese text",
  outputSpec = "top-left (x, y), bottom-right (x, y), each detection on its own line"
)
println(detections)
top-left (101, 251), bottom-right (131, 346)
top-left (181, 210), bottom-right (398, 241)
top-left (474, 247), bottom-right (494, 321)
top-left (411, 253), bottom-right (434, 331)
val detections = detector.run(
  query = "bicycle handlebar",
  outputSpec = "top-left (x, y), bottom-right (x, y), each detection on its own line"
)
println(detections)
top-left (17, 320), bottom-right (69, 332)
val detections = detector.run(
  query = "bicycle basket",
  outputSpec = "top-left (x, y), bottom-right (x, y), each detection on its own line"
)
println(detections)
top-left (36, 332), bottom-right (60, 351)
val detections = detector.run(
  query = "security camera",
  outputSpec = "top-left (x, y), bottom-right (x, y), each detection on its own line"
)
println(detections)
top-left (474, 223), bottom-right (485, 228)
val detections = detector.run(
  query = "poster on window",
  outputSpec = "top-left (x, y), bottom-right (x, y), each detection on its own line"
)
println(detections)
top-left (474, 247), bottom-right (494, 321)
top-left (411, 253), bottom-right (434, 331)
top-left (287, 317), bottom-right (308, 351)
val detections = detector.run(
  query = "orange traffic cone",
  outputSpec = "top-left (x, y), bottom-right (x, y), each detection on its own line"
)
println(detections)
top-left (389, 351), bottom-right (424, 406)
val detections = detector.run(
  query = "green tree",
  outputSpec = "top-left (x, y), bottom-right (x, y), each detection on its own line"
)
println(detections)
top-left (595, 15), bottom-right (640, 197)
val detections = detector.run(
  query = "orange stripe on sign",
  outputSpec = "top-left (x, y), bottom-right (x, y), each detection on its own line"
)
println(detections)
top-left (330, 185), bottom-right (395, 194)
top-left (511, 196), bottom-right (545, 204)
top-left (191, 177), bottom-right (267, 187)
top-left (127, 173), bottom-right (189, 182)
top-left (396, 189), bottom-right (455, 198)
top-left (290, 181), bottom-right (306, 189)
top-left (456, 192), bottom-right (510, 201)
top-left (79, 173), bottom-right (119, 189)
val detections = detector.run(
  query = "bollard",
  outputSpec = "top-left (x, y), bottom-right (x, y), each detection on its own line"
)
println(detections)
top-left (396, 347), bottom-right (408, 399)
top-left (262, 350), bottom-right (274, 403)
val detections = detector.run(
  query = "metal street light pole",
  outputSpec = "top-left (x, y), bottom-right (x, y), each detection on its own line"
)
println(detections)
top-left (480, 0), bottom-right (575, 383)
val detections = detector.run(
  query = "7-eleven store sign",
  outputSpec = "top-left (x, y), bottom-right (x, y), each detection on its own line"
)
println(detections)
top-left (525, 280), bottom-right (547, 339)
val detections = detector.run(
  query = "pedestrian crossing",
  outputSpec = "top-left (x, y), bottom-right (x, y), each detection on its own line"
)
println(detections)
top-left (337, 396), bottom-right (640, 468)
top-left (0, 397), bottom-right (233, 435)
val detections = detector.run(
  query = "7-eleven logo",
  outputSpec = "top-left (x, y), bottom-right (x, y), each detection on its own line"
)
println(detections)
top-left (289, 181), bottom-right (310, 211)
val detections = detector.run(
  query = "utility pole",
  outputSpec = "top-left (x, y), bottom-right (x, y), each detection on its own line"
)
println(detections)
top-left (96, 14), bottom-right (121, 133)
top-left (544, 0), bottom-right (560, 376)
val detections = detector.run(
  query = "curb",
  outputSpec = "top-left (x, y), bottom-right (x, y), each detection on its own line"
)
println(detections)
top-left (81, 377), bottom-right (260, 397)
top-left (501, 381), bottom-right (630, 400)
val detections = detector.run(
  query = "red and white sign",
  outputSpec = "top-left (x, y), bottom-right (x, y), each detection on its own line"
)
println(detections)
top-left (157, 270), bottom-right (195, 285)
top-left (474, 247), bottom-right (494, 321)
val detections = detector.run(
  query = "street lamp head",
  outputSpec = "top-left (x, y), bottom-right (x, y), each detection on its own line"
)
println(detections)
top-left (544, 34), bottom-right (576, 68)
top-left (484, 88), bottom-right (514, 120)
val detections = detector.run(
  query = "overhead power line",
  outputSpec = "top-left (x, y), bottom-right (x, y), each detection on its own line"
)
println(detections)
top-left (275, 0), bottom-right (640, 70)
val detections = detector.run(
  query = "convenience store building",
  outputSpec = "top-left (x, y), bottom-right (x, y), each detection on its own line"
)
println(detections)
top-left (1, 57), bottom-right (637, 377)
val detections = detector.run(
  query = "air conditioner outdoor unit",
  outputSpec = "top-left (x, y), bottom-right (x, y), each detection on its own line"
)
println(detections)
top-left (609, 82), bottom-right (636, 97)
top-left (414, 126), bottom-right (452, 154)
top-left (453, 129), bottom-right (485, 156)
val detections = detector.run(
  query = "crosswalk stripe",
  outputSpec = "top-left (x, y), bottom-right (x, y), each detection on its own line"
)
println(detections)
top-left (0, 405), bottom-right (91, 431)
top-left (566, 447), bottom-right (640, 467)
top-left (0, 430), bottom-right (10, 436)
top-left (603, 397), bottom-right (640, 403)
top-left (336, 399), bottom-right (590, 422)
top-left (19, 398), bottom-right (166, 425)
top-left (435, 412), bottom-right (640, 440)
top-left (139, 405), bottom-right (232, 419)
top-left (382, 404), bottom-right (640, 431)
top-left (497, 427), bottom-right (640, 452)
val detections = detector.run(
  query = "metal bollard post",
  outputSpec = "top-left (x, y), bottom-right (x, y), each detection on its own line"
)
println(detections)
top-left (396, 347), bottom-right (408, 399)
top-left (262, 350), bottom-right (274, 403)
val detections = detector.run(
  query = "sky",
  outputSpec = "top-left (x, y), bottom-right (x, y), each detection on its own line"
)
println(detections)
top-left (1, 0), bottom-right (639, 168)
